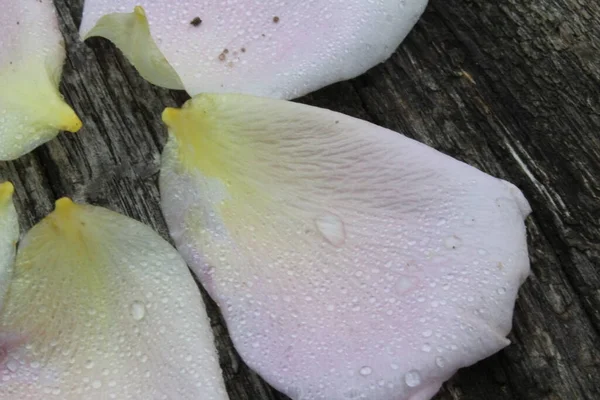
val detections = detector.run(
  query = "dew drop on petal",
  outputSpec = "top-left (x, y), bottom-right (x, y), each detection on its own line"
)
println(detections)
top-left (359, 366), bottom-right (372, 376)
top-left (315, 214), bottom-right (346, 246)
top-left (6, 360), bottom-right (18, 373)
top-left (130, 301), bottom-right (146, 321)
top-left (396, 275), bottom-right (418, 294)
top-left (404, 369), bottom-right (422, 387)
top-left (435, 356), bottom-right (446, 368)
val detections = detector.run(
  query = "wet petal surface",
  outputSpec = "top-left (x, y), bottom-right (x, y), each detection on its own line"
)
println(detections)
top-left (159, 94), bottom-right (531, 400)
top-left (0, 0), bottom-right (82, 161)
top-left (0, 199), bottom-right (228, 400)
top-left (80, 0), bottom-right (429, 99)
top-left (0, 182), bottom-right (18, 310)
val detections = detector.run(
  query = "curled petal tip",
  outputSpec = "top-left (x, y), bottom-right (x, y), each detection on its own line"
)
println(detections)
top-left (133, 5), bottom-right (146, 17)
top-left (80, 0), bottom-right (428, 98)
top-left (162, 107), bottom-right (181, 127)
top-left (59, 108), bottom-right (83, 133)
top-left (0, 182), bottom-right (15, 204)
top-left (54, 197), bottom-right (76, 214)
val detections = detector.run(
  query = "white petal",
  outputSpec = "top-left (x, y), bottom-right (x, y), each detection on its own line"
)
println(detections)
top-left (82, 6), bottom-right (184, 90)
top-left (0, 182), bottom-right (18, 310)
top-left (0, 199), bottom-right (228, 400)
top-left (80, 0), bottom-right (429, 99)
top-left (159, 94), bottom-right (531, 400)
top-left (0, 0), bottom-right (82, 161)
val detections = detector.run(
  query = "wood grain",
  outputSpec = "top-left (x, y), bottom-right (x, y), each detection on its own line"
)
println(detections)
top-left (0, 0), bottom-right (598, 398)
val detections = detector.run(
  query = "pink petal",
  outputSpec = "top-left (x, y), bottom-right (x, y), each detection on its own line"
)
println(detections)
top-left (0, 0), bottom-right (81, 160)
top-left (0, 199), bottom-right (228, 400)
top-left (159, 94), bottom-right (531, 400)
top-left (0, 182), bottom-right (18, 310)
top-left (80, 0), bottom-right (429, 99)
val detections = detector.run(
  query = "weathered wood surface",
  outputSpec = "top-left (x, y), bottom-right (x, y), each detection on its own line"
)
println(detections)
top-left (1, 0), bottom-right (599, 398)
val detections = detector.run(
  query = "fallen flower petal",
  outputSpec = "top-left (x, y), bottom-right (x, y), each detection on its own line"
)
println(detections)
top-left (0, 199), bottom-right (228, 400)
top-left (80, 0), bottom-right (429, 99)
top-left (0, 182), bottom-right (18, 310)
top-left (160, 94), bottom-right (531, 400)
top-left (0, 0), bottom-right (82, 161)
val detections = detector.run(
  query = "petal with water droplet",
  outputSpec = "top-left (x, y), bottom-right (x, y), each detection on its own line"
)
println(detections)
top-left (79, 0), bottom-right (428, 99)
top-left (160, 94), bottom-right (531, 400)
top-left (0, 199), bottom-right (228, 400)
top-left (0, 182), bottom-right (18, 310)
top-left (0, 0), bottom-right (82, 161)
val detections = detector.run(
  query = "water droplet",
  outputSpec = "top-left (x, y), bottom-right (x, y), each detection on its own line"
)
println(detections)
top-left (497, 287), bottom-right (507, 295)
top-left (421, 343), bottom-right (432, 352)
top-left (396, 275), bottom-right (418, 294)
top-left (390, 363), bottom-right (399, 370)
top-left (359, 366), bottom-right (372, 376)
top-left (404, 369), bottom-right (422, 387)
top-left (92, 380), bottom-right (102, 389)
top-left (444, 235), bottom-right (462, 250)
top-left (435, 356), bottom-right (446, 368)
top-left (315, 214), bottom-right (346, 247)
top-left (6, 360), bottom-right (18, 373)
top-left (422, 330), bottom-right (433, 338)
top-left (130, 301), bottom-right (146, 321)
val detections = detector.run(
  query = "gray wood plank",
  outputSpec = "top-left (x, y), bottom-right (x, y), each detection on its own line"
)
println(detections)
top-left (0, 0), bottom-right (598, 398)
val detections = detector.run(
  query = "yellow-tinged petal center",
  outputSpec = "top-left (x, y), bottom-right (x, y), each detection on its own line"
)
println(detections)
top-left (0, 60), bottom-right (83, 137)
top-left (162, 98), bottom-right (306, 242)
top-left (161, 103), bottom-right (240, 181)
top-left (162, 100), bottom-right (282, 233)
top-left (1, 198), bottom-right (109, 354)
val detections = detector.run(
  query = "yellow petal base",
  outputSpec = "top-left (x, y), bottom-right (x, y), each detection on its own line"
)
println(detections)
top-left (0, 182), bottom-right (15, 206)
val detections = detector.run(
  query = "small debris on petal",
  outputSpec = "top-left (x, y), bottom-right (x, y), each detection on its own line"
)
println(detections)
top-left (190, 17), bottom-right (202, 27)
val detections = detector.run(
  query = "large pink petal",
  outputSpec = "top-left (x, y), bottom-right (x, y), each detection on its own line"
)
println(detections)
top-left (80, 0), bottom-right (428, 99)
top-left (159, 94), bottom-right (531, 400)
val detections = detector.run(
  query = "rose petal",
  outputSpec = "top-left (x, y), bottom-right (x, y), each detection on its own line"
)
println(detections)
top-left (159, 94), bottom-right (531, 400)
top-left (0, 182), bottom-right (18, 310)
top-left (81, 6), bottom-right (184, 90)
top-left (0, 0), bottom-right (82, 161)
top-left (80, 0), bottom-right (429, 99)
top-left (0, 199), bottom-right (228, 400)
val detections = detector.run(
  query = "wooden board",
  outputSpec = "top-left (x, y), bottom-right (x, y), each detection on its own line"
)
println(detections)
top-left (0, 0), bottom-right (598, 398)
